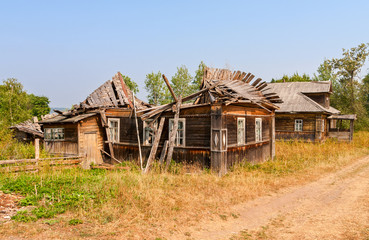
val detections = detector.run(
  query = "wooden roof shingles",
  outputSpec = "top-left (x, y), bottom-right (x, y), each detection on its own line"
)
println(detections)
top-left (267, 81), bottom-right (340, 114)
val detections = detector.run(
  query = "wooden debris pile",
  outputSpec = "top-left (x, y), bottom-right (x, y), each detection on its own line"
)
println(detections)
top-left (195, 68), bottom-right (283, 107)
top-left (10, 119), bottom-right (43, 138)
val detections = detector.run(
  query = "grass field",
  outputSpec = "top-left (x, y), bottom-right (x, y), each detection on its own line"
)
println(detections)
top-left (1, 132), bottom-right (369, 239)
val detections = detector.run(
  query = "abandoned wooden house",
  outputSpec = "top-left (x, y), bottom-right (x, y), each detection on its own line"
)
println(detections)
top-left (38, 72), bottom-right (151, 168)
top-left (138, 67), bottom-right (282, 174)
top-left (38, 69), bottom-right (282, 173)
top-left (267, 81), bottom-right (355, 141)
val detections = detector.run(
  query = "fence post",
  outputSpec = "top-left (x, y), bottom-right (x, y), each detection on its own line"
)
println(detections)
top-left (35, 138), bottom-right (40, 166)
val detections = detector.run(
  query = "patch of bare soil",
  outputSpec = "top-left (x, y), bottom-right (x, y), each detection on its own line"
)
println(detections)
top-left (0, 191), bottom-right (23, 224)
top-left (179, 155), bottom-right (369, 240)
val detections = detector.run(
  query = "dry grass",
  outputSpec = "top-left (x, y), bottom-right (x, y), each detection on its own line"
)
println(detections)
top-left (1, 132), bottom-right (369, 239)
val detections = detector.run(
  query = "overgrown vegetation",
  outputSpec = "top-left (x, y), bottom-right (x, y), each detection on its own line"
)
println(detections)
top-left (0, 132), bottom-right (369, 239)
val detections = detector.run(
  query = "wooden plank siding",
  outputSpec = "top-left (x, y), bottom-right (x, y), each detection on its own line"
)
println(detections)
top-left (275, 113), bottom-right (330, 141)
top-left (43, 123), bottom-right (78, 156)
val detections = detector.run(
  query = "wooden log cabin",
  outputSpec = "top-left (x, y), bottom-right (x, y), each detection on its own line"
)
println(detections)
top-left (39, 69), bottom-right (282, 173)
top-left (267, 81), bottom-right (355, 141)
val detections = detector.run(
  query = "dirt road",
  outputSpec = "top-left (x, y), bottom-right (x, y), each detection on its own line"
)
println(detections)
top-left (183, 155), bottom-right (369, 240)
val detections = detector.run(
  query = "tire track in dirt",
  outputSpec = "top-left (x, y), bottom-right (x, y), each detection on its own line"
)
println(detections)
top-left (179, 155), bottom-right (369, 240)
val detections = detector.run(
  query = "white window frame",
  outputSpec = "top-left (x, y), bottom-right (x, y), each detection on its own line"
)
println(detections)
top-left (44, 128), bottom-right (65, 140)
top-left (295, 119), bottom-right (303, 132)
top-left (169, 118), bottom-right (186, 147)
top-left (255, 118), bottom-right (262, 142)
top-left (322, 119), bottom-right (325, 132)
top-left (108, 118), bottom-right (120, 143)
top-left (143, 119), bottom-right (157, 146)
top-left (237, 117), bottom-right (245, 145)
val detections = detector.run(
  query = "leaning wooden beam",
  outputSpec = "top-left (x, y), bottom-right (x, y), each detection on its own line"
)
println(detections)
top-left (141, 81), bottom-right (221, 121)
top-left (159, 140), bottom-right (169, 165)
top-left (162, 74), bottom-right (178, 102)
top-left (165, 97), bottom-right (182, 171)
top-left (100, 149), bottom-right (122, 164)
top-left (144, 117), bottom-right (165, 173)
top-left (100, 110), bottom-right (116, 159)
top-left (133, 93), bottom-right (143, 171)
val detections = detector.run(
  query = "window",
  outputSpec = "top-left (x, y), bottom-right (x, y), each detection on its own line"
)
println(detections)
top-left (44, 128), bottom-right (64, 140)
top-left (169, 118), bottom-right (185, 147)
top-left (295, 119), bottom-right (303, 132)
top-left (322, 119), bottom-right (325, 132)
top-left (108, 118), bottom-right (120, 143)
top-left (237, 118), bottom-right (245, 145)
top-left (143, 119), bottom-right (157, 146)
top-left (255, 118), bottom-right (262, 142)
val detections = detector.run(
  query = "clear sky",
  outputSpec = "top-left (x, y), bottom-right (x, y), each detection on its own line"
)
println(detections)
top-left (1, 0), bottom-right (369, 107)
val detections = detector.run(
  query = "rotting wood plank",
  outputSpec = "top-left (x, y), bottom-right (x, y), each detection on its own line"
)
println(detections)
top-left (245, 74), bottom-right (255, 83)
top-left (251, 78), bottom-right (263, 87)
top-left (118, 72), bottom-right (134, 109)
top-left (165, 97), bottom-right (182, 171)
top-left (144, 117), bottom-right (165, 173)
top-left (163, 74), bottom-right (178, 102)
top-left (159, 140), bottom-right (169, 164)
top-left (100, 110), bottom-right (115, 159)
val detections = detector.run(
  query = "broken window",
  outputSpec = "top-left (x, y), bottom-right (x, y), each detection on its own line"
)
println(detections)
top-left (44, 128), bottom-right (64, 140)
top-left (295, 119), bottom-right (303, 132)
top-left (143, 119), bottom-right (157, 146)
top-left (108, 118), bottom-right (120, 143)
top-left (169, 118), bottom-right (185, 147)
top-left (237, 117), bottom-right (245, 145)
top-left (255, 118), bottom-right (262, 142)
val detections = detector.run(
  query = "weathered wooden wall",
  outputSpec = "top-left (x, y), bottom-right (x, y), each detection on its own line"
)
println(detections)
top-left (275, 113), bottom-right (329, 141)
top-left (44, 123), bottom-right (78, 155)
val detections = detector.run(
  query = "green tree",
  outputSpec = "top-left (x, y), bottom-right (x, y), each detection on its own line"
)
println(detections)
top-left (29, 94), bottom-right (50, 118)
top-left (271, 73), bottom-right (311, 83)
top-left (144, 71), bottom-right (167, 105)
top-left (328, 43), bottom-right (369, 115)
top-left (120, 73), bottom-right (139, 94)
top-left (192, 61), bottom-right (207, 91)
top-left (313, 60), bottom-right (335, 82)
top-left (170, 65), bottom-right (194, 100)
top-left (0, 78), bottom-right (31, 127)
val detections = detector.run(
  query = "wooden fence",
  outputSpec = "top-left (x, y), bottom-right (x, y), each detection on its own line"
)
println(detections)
top-left (0, 155), bottom-right (84, 173)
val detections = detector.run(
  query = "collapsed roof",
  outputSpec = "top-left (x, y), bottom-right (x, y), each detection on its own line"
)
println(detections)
top-left (75, 72), bottom-right (150, 111)
top-left (196, 68), bottom-right (282, 107)
top-left (10, 120), bottom-right (43, 138)
top-left (267, 81), bottom-right (340, 114)
top-left (140, 67), bottom-right (282, 120)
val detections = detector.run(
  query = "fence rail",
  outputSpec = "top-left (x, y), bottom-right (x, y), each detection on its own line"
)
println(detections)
top-left (0, 155), bottom-right (84, 173)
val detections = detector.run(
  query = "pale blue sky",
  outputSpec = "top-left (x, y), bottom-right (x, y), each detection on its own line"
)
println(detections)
top-left (1, 0), bottom-right (369, 107)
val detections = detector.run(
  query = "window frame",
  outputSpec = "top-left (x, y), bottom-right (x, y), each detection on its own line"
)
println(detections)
top-left (108, 118), bottom-right (120, 143)
top-left (237, 117), bottom-right (246, 145)
top-left (294, 119), bottom-right (303, 132)
top-left (44, 128), bottom-right (65, 141)
top-left (169, 118), bottom-right (186, 147)
top-left (143, 119), bottom-right (157, 146)
top-left (322, 119), bottom-right (325, 132)
top-left (255, 118), bottom-right (262, 143)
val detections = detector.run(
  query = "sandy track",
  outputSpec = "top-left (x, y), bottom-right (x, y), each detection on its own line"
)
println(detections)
top-left (182, 155), bottom-right (369, 240)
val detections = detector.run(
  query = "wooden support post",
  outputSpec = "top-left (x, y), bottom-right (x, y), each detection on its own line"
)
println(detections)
top-left (210, 104), bottom-right (227, 176)
top-left (270, 114), bottom-right (275, 160)
top-left (144, 117), bottom-right (165, 173)
top-left (165, 97), bottom-right (182, 171)
top-left (159, 140), bottom-right (169, 165)
top-left (349, 119), bottom-right (354, 142)
top-left (133, 93), bottom-right (143, 171)
top-left (35, 138), bottom-right (40, 166)
top-left (162, 74), bottom-right (178, 102)
top-left (100, 110), bottom-right (116, 161)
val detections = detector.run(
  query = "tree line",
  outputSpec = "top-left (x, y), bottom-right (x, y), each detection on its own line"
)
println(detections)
top-left (0, 79), bottom-right (50, 129)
